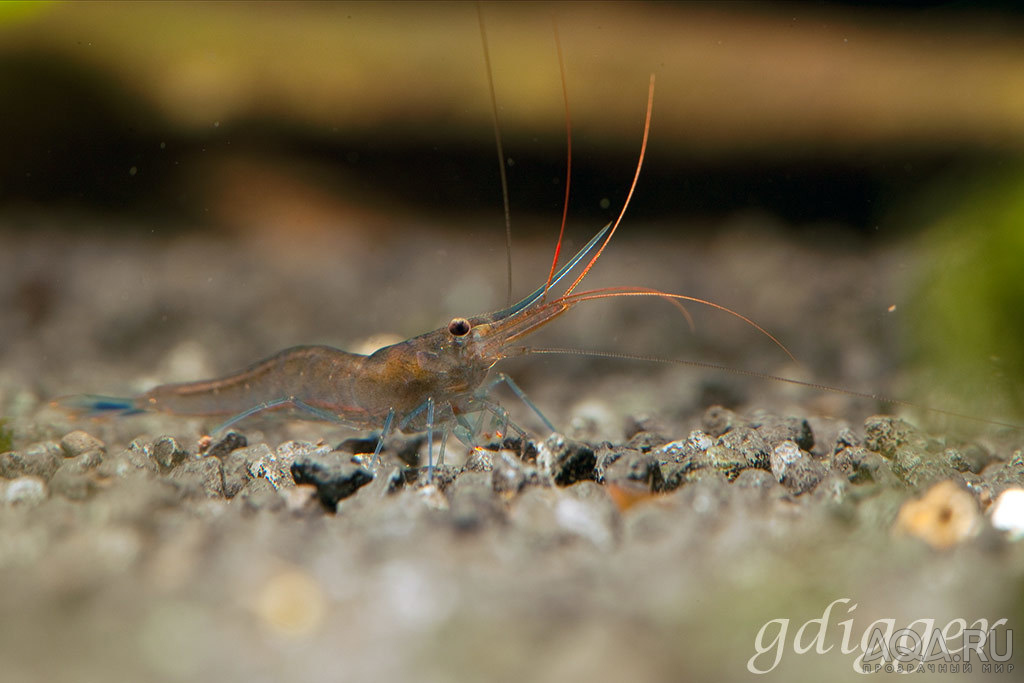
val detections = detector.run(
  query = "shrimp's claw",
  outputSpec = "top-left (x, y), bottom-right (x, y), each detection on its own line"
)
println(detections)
top-left (50, 394), bottom-right (144, 418)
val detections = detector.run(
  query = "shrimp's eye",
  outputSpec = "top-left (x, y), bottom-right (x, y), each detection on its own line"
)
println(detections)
top-left (448, 317), bottom-right (471, 337)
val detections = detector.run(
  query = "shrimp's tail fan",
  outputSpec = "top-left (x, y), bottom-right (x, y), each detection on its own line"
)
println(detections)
top-left (51, 394), bottom-right (145, 418)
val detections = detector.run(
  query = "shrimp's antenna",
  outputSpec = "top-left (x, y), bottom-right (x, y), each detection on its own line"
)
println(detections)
top-left (563, 74), bottom-right (654, 298)
top-left (543, 17), bottom-right (572, 301)
top-left (477, 2), bottom-right (514, 307)
top-left (524, 347), bottom-right (1024, 431)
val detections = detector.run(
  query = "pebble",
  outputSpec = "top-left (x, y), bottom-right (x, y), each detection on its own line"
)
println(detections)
top-left (652, 430), bottom-right (713, 465)
top-left (537, 433), bottom-right (596, 486)
top-left (221, 444), bottom-right (288, 498)
top-left (0, 442), bottom-right (62, 480)
top-left (491, 451), bottom-right (530, 495)
top-left (989, 488), bottom-right (1024, 540)
top-left (864, 416), bottom-right (927, 459)
top-left (149, 436), bottom-right (190, 471)
top-left (833, 427), bottom-right (861, 451)
top-left (59, 430), bottom-right (105, 458)
top-left (943, 444), bottom-right (995, 475)
top-left (290, 451), bottom-right (374, 510)
top-left (624, 430), bottom-right (670, 453)
top-left (61, 449), bottom-right (105, 475)
top-left (411, 464), bottom-right (459, 490)
top-left (770, 440), bottom-right (825, 495)
top-left (600, 448), bottom-right (664, 493)
top-left (204, 431), bottom-right (248, 459)
top-left (893, 480), bottom-right (980, 549)
top-left (832, 446), bottom-right (890, 485)
top-left (982, 450), bottom-right (1024, 497)
top-left (462, 448), bottom-right (494, 473)
top-left (891, 446), bottom-right (959, 491)
top-left (172, 456), bottom-right (225, 498)
top-left (750, 411), bottom-right (815, 452)
top-left (718, 427), bottom-right (771, 472)
top-left (701, 405), bottom-right (740, 437)
top-left (2, 475), bottom-right (48, 506)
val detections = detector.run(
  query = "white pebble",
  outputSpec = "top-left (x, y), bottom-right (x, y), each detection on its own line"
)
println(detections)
top-left (3, 476), bottom-right (48, 506)
top-left (990, 488), bottom-right (1024, 540)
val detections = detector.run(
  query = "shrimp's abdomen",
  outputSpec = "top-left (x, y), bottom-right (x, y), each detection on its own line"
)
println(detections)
top-left (141, 345), bottom-right (372, 426)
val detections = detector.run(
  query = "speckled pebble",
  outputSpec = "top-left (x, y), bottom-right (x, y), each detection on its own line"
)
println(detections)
top-left (718, 427), bottom-right (771, 472)
top-left (462, 448), bottom-right (494, 473)
top-left (833, 427), bottom-right (861, 451)
top-left (864, 416), bottom-right (927, 459)
top-left (982, 450), bottom-right (1024, 497)
top-left (221, 444), bottom-right (287, 498)
top-left (832, 446), bottom-right (888, 485)
top-left (943, 444), bottom-right (995, 474)
top-left (770, 440), bottom-right (825, 495)
top-left (891, 446), bottom-right (960, 490)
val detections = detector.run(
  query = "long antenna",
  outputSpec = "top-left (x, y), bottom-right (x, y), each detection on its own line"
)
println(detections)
top-left (543, 17), bottom-right (572, 301)
top-left (526, 347), bottom-right (1024, 431)
top-left (563, 75), bottom-right (655, 297)
top-left (477, 3), bottom-right (514, 307)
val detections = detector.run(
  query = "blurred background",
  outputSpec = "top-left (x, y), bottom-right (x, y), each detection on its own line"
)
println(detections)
top-left (1, 0), bottom-right (1023, 424)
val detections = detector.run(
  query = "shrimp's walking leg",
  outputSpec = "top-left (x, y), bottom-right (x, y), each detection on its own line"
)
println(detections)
top-left (439, 428), bottom-right (452, 466)
top-left (399, 397), bottom-right (440, 484)
top-left (370, 408), bottom-right (395, 468)
top-left (485, 372), bottom-right (557, 433)
top-left (426, 397), bottom-right (435, 484)
top-left (214, 396), bottom-right (347, 433)
top-left (475, 398), bottom-right (530, 440)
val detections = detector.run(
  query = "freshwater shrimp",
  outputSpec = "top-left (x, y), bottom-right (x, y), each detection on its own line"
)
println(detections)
top-left (57, 66), bottom-right (815, 481)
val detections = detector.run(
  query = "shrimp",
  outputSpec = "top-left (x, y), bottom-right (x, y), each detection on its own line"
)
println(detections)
top-left (56, 71), bottom-right (813, 480)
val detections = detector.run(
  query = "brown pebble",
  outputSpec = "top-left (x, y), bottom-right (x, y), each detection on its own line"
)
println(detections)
top-left (893, 480), bottom-right (980, 549)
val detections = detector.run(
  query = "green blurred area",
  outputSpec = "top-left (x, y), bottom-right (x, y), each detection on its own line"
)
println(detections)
top-left (0, 419), bottom-right (12, 453)
top-left (907, 167), bottom-right (1024, 421)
